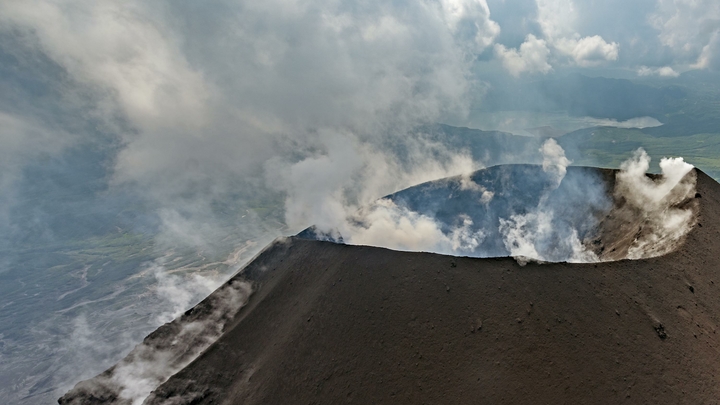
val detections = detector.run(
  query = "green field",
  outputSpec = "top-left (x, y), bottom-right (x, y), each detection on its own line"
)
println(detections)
top-left (559, 126), bottom-right (720, 179)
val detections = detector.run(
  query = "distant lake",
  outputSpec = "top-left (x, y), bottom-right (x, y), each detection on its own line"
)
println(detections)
top-left (449, 111), bottom-right (663, 137)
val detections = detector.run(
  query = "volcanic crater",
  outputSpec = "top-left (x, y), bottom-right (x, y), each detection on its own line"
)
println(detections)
top-left (60, 164), bottom-right (719, 405)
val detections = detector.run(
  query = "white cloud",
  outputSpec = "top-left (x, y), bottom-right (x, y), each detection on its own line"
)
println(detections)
top-left (491, 0), bottom-right (720, 72)
top-left (651, 0), bottom-right (720, 69)
top-left (439, 0), bottom-right (501, 52)
top-left (535, 0), bottom-right (619, 66)
top-left (494, 34), bottom-right (552, 76)
top-left (693, 30), bottom-right (720, 70)
top-left (555, 35), bottom-right (619, 66)
top-left (535, 0), bottom-right (577, 40)
top-left (651, 0), bottom-right (720, 52)
top-left (637, 65), bottom-right (680, 77)
top-left (494, 0), bottom-right (619, 74)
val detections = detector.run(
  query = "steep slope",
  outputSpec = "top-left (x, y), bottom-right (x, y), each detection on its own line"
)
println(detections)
top-left (61, 169), bottom-right (719, 404)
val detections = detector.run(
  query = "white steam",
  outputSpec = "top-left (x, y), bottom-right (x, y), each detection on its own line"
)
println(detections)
top-left (152, 267), bottom-right (223, 324)
top-left (336, 199), bottom-right (485, 255)
top-left (499, 145), bottom-right (697, 263)
top-left (275, 131), bottom-right (484, 252)
top-left (505, 146), bottom-right (697, 262)
top-left (459, 173), bottom-right (495, 204)
top-left (120, 280), bottom-right (251, 405)
top-left (540, 138), bottom-right (571, 187)
top-left (64, 278), bottom-right (252, 405)
top-left (301, 140), bottom-right (698, 264)
top-left (56, 243), bottom-right (260, 405)
top-left (346, 199), bottom-right (450, 252)
top-left (450, 215), bottom-right (487, 252)
top-left (500, 210), bottom-right (552, 260)
top-left (616, 149), bottom-right (697, 259)
top-left (499, 139), bottom-right (595, 263)
top-left (500, 212), bottom-right (598, 264)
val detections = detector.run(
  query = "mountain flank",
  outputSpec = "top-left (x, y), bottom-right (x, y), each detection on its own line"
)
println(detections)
top-left (62, 168), bottom-right (720, 404)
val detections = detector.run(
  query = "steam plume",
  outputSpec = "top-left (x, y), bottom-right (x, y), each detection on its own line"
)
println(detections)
top-left (60, 279), bottom-right (252, 405)
top-left (303, 141), bottom-right (698, 265)
top-left (615, 148), bottom-right (697, 259)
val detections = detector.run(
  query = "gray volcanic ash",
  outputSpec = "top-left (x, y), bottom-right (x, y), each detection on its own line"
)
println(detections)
top-left (59, 161), bottom-right (710, 405)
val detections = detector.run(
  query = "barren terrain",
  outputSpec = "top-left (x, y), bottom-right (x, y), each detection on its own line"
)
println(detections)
top-left (61, 168), bottom-right (719, 404)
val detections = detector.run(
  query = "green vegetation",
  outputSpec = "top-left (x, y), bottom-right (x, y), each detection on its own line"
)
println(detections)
top-left (560, 126), bottom-right (720, 179)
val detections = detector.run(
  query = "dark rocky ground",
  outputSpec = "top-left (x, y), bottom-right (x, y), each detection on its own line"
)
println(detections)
top-left (62, 168), bottom-right (720, 404)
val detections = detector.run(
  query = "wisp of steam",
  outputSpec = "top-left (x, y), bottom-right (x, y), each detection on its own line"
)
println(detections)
top-left (304, 140), bottom-right (698, 264)
top-left (61, 280), bottom-right (252, 405)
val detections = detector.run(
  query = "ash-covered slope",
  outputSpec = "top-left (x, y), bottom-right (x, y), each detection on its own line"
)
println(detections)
top-left (61, 167), bottom-right (718, 405)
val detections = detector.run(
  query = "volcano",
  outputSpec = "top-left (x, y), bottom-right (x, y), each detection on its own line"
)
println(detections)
top-left (60, 165), bottom-right (719, 404)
